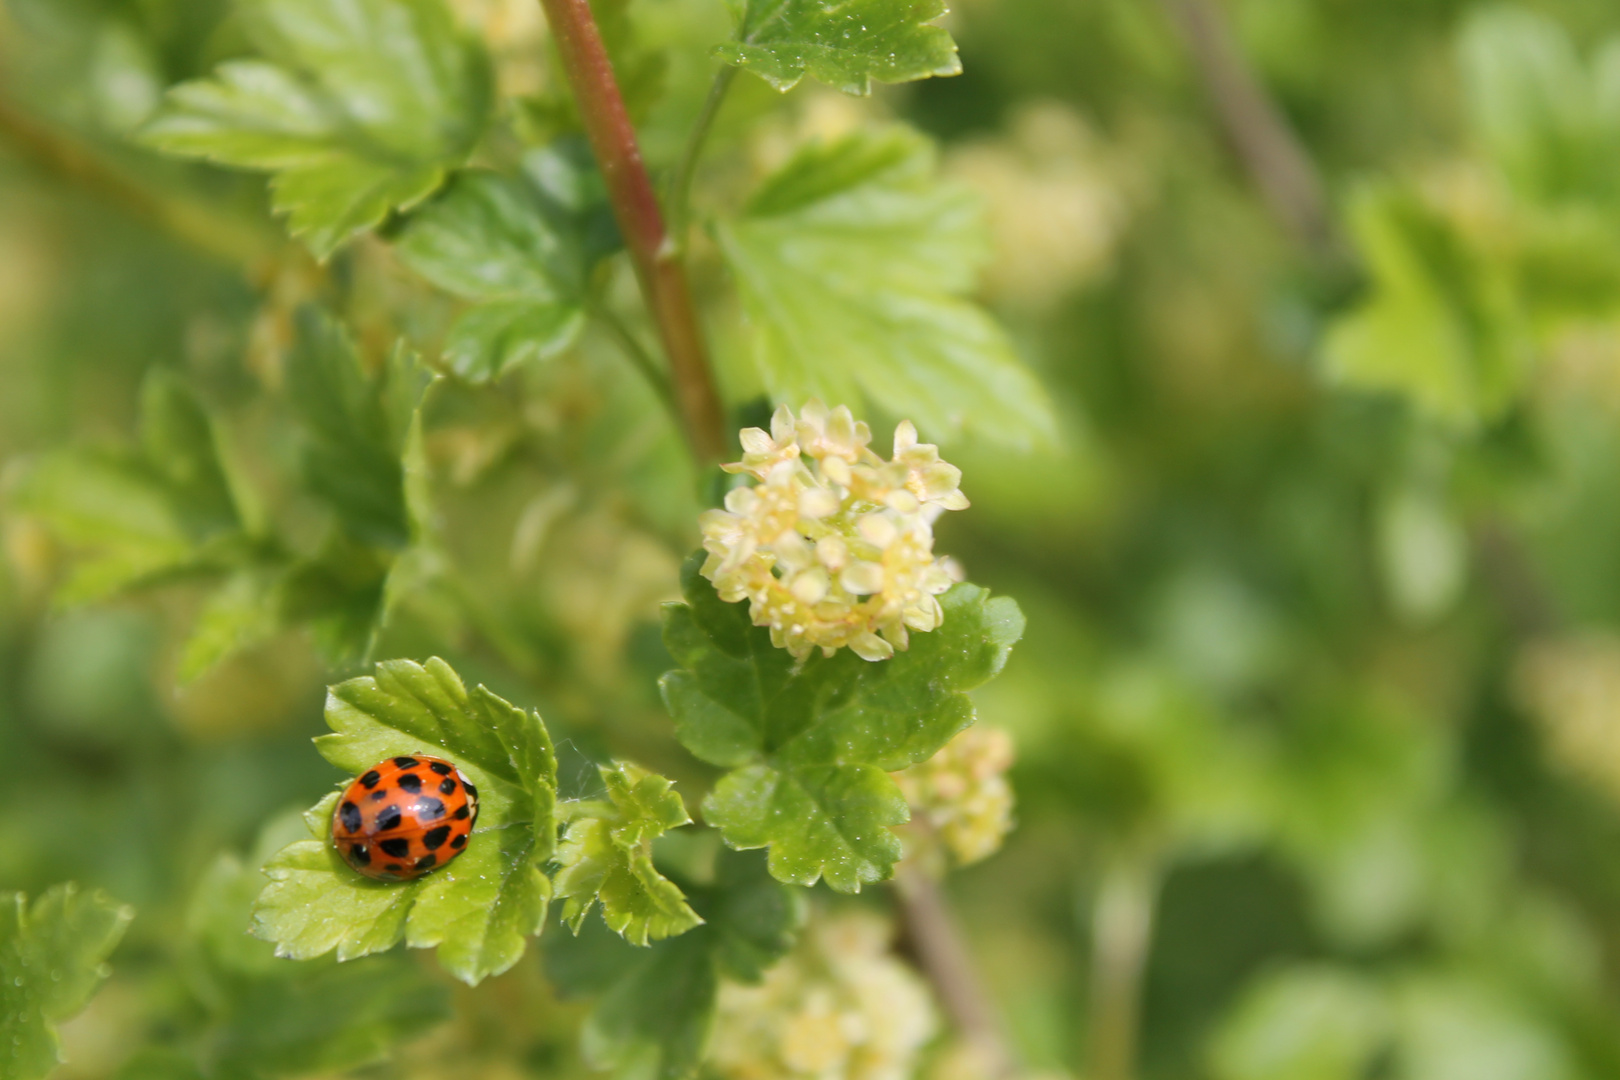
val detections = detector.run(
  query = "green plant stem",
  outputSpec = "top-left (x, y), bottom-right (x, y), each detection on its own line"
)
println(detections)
top-left (893, 860), bottom-right (1020, 1079)
top-left (591, 306), bottom-right (680, 420)
top-left (666, 64), bottom-right (738, 241)
top-left (0, 93), bottom-right (279, 267)
top-left (534, 0), bottom-right (728, 464)
top-left (1085, 850), bottom-right (1160, 1080)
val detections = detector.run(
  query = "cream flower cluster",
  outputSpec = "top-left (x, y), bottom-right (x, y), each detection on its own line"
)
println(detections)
top-left (1516, 634), bottom-right (1620, 803)
top-left (894, 726), bottom-right (1016, 867)
top-left (701, 401), bottom-right (968, 662)
top-left (710, 911), bottom-right (937, 1080)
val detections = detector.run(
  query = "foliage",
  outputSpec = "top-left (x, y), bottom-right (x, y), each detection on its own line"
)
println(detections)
top-left (662, 554), bottom-right (1023, 891)
top-left (141, 0), bottom-right (493, 258)
top-left (715, 0), bottom-right (961, 94)
top-left (256, 657), bottom-right (678, 985)
top-left (554, 763), bottom-right (703, 946)
top-left (0, 885), bottom-right (133, 1080)
top-left (392, 168), bottom-right (591, 382)
top-left (184, 849), bottom-right (450, 1077)
top-left (12, 0), bottom-right (1620, 1079)
top-left (716, 128), bottom-right (1057, 447)
top-left (547, 848), bottom-right (805, 1080)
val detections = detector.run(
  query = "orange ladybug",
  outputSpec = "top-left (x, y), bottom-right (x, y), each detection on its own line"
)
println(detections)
top-left (331, 755), bottom-right (479, 881)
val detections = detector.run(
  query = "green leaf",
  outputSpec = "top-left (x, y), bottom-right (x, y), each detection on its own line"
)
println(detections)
top-left (252, 658), bottom-right (559, 984)
top-left (659, 553), bottom-right (1024, 891)
top-left (7, 369), bottom-right (241, 604)
top-left (393, 170), bottom-right (588, 382)
top-left (715, 127), bottom-right (1056, 449)
top-left (277, 535), bottom-right (393, 666)
top-left (141, 0), bottom-right (492, 258)
top-left (581, 931), bottom-right (717, 1080)
top-left (175, 568), bottom-right (283, 683)
top-left (1208, 965), bottom-right (1391, 1080)
top-left (285, 308), bottom-right (427, 549)
top-left (138, 369), bottom-right (240, 539)
top-left (9, 449), bottom-right (199, 602)
top-left (1459, 6), bottom-right (1620, 208)
top-left (1320, 183), bottom-right (1532, 426)
top-left (185, 853), bottom-right (450, 1077)
top-left (0, 884), bottom-right (134, 1080)
top-left (716, 0), bottom-right (961, 95)
top-left (115, 1049), bottom-right (207, 1080)
top-left (554, 763), bottom-right (702, 946)
top-left (275, 343), bottom-right (433, 669)
top-left (1392, 973), bottom-right (1579, 1080)
top-left (547, 849), bottom-right (805, 1080)
top-left (441, 300), bottom-right (586, 382)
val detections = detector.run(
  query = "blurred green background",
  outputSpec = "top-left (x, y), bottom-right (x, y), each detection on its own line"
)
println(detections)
top-left (10, 0), bottom-right (1620, 1078)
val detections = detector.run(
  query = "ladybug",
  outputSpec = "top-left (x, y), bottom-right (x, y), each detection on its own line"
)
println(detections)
top-left (331, 755), bottom-right (479, 881)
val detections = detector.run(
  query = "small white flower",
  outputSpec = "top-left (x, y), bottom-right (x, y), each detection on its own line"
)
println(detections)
top-left (700, 401), bottom-right (970, 661)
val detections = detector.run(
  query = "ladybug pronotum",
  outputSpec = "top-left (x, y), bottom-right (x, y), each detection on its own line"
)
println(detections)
top-left (332, 755), bottom-right (479, 881)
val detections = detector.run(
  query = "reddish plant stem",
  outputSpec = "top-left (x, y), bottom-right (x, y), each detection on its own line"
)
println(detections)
top-left (1157, 0), bottom-right (1336, 257)
top-left (535, 0), bottom-right (728, 464)
top-left (894, 862), bottom-right (1020, 1078)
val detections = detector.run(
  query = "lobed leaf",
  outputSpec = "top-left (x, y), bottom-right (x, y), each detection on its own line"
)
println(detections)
top-left (284, 309), bottom-right (427, 550)
top-left (554, 763), bottom-right (703, 946)
top-left (0, 884), bottom-right (134, 1080)
top-left (141, 0), bottom-right (492, 258)
top-left (1459, 6), bottom-right (1620, 209)
top-left (393, 170), bottom-right (589, 382)
top-left (548, 849), bottom-right (805, 1080)
top-left (252, 658), bottom-right (558, 984)
top-left (1321, 184), bottom-right (1532, 426)
top-left (7, 369), bottom-right (241, 605)
top-left (716, 0), bottom-right (961, 95)
top-left (186, 853), bottom-right (450, 1077)
top-left (660, 553), bottom-right (1023, 891)
top-left (175, 568), bottom-right (283, 684)
top-left (137, 369), bottom-right (240, 539)
top-left (715, 127), bottom-right (1057, 448)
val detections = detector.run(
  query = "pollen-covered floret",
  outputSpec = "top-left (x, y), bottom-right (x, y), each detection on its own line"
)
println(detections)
top-left (700, 401), bottom-right (968, 661)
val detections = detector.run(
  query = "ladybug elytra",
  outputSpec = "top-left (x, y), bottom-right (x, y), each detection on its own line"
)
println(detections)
top-left (331, 755), bottom-right (479, 881)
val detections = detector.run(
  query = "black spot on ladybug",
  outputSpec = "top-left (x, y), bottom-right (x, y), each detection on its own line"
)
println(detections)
top-left (384, 864), bottom-right (404, 875)
top-left (350, 844), bottom-right (371, 866)
top-left (396, 773), bottom-right (422, 794)
top-left (370, 790), bottom-right (388, 802)
top-left (462, 780), bottom-right (478, 799)
top-left (379, 837), bottom-right (412, 858)
top-left (415, 854), bottom-right (437, 870)
top-left (375, 805), bottom-right (403, 832)
top-left (439, 777), bottom-right (457, 795)
top-left (359, 770), bottom-right (381, 789)
top-left (453, 806), bottom-right (470, 821)
top-left (451, 833), bottom-right (467, 849)
top-left (338, 801), bottom-right (362, 832)
top-left (428, 761), bottom-right (452, 776)
top-left (393, 756), bottom-right (419, 768)
top-left (422, 825), bottom-right (451, 851)
top-left (416, 797), bottom-right (446, 821)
